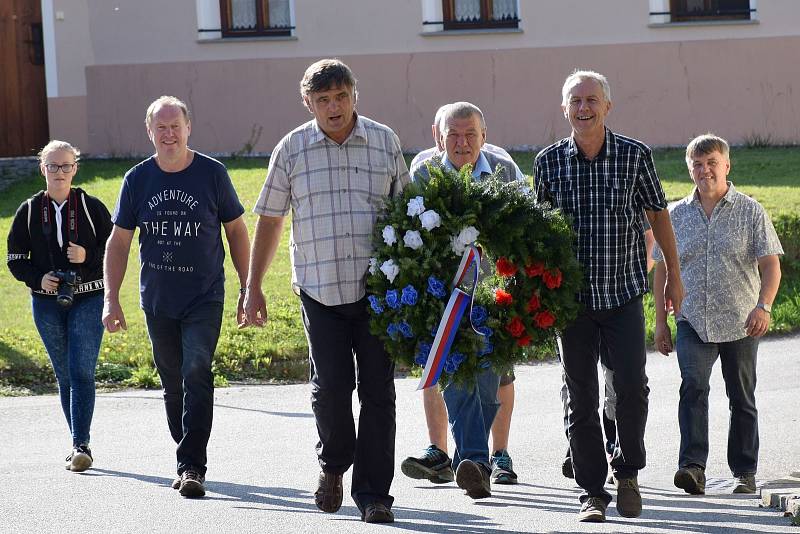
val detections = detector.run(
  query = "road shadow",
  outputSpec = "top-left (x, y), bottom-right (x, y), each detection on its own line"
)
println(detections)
top-left (98, 395), bottom-right (313, 418)
top-left (88, 468), bottom-right (506, 532)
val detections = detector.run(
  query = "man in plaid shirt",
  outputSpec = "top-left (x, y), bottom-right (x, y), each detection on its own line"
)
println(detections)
top-left (243, 59), bottom-right (409, 524)
top-left (534, 70), bottom-right (684, 523)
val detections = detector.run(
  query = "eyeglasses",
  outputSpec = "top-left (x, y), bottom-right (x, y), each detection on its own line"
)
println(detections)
top-left (44, 163), bottom-right (76, 173)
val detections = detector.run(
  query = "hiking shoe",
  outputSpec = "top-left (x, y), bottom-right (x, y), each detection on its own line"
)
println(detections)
top-left (65, 444), bottom-right (93, 472)
top-left (732, 474), bottom-right (756, 494)
top-left (401, 445), bottom-right (454, 484)
top-left (615, 476), bottom-right (642, 518)
top-left (578, 497), bottom-right (607, 522)
top-left (490, 449), bottom-right (518, 485)
top-left (455, 459), bottom-right (491, 499)
top-left (314, 471), bottom-right (343, 513)
top-left (178, 469), bottom-right (206, 498)
top-left (562, 451), bottom-right (574, 479)
top-left (362, 503), bottom-right (394, 523)
top-left (674, 466), bottom-right (705, 495)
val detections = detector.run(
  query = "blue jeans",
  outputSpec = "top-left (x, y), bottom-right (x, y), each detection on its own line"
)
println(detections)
top-left (442, 368), bottom-right (500, 471)
top-left (676, 321), bottom-right (759, 476)
top-left (32, 293), bottom-right (104, 446)
top-left (145, 301), bottom-right (223, 477)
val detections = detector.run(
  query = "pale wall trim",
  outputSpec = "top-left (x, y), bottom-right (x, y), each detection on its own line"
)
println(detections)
top-left (41, 0), bottom-right (58, 97)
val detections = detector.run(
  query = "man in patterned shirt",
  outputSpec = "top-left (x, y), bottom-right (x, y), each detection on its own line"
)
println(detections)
top-left (653, 134), bottom-right (782, 497)
top-left (534, 70), bottom-right (684, 522)
top-left (243, 59), bottom-right (409, 524)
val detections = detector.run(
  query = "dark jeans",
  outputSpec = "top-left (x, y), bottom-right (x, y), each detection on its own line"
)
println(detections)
top-left (145, 301), bottom-right (223, 477)
top-left (560, 296), bottom-right (649, 504)
top-left (32, 293), bottom-right (104, 446)
top-left (300, 291), bottom-right (396, 513)
top-left (676, 321), bottom-right (759, 476)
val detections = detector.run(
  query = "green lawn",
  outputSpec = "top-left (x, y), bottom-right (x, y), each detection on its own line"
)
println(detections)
top-left (1, 147), bottom-right (798, 393)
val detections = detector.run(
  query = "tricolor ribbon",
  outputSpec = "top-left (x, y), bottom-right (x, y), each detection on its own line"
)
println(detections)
top-left (417, 244), bottom-right (485, 390)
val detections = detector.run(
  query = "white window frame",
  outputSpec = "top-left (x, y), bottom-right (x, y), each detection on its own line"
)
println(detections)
top-left (196, 0), bottom-right (295, 41)
top-left (421, 0), bottom-right (521, 33)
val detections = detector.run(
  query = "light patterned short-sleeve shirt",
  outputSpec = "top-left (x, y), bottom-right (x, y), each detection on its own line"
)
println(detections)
top-left (652, 183), bottom-right (783, 342)
top-left (254, 115), bottom-right (410, 306)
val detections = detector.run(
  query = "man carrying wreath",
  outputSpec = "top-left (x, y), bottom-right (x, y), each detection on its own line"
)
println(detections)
top-left (410, 102), bottom-right (520, 500)
top-left (534, 70), bottom-right (683, 522)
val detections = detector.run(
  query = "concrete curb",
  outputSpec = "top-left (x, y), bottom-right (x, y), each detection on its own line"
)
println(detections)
top-left (760, 474), bottom-right (800, 526)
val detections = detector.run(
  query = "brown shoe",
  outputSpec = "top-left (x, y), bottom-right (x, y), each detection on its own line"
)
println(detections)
top-left (362, 503), bottom-right (394, 523)
top-left (732, 474), bottom-right (756, 494)
top-left (455, 460), bottom-right (491, 499)
top-left (578, 497), bottom-right (607, 523)
top-left (674, 466), bottom-right (705, 495)
top-left (615, 476), bottom-right (642, 518)
top-left (314, 471), bottom-right (343, 513)
top-left (178, 469), bottom-right (206, 498)
top-left (171, 477), bottom-right (181, 490)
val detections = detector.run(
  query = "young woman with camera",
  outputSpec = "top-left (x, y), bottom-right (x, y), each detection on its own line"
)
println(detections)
top-left (7, 140), bottom-right (112, 472)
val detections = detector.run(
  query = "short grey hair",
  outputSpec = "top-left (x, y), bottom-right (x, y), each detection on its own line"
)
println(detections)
top-left (146, 96), bottom-right (190, 127)
top-left (561, 69), bottom-right (611, 106)
top-left (433, 104), bottom-right (451, 133)
top-left (441, 101), bottom-right (486, 131)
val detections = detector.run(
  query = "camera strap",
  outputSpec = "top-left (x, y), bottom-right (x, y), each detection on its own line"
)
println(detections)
top-left (41, 190), bottom-right (79, 271)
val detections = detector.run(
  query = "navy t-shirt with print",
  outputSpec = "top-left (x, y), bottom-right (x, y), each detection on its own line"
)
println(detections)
top-left (113, 152), bottom-right (244, 319)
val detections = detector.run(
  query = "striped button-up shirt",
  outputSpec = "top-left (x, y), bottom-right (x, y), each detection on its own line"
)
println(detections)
top-left (254, 114), bottom-right (409, 306)
top-left (534, 128), bottom-right (668, 310)
top-left (653, 183), bottom-right (783, 343)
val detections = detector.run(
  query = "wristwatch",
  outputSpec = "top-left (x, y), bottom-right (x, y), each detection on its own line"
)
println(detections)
top-left (756, 302), bottom-right (772, 314)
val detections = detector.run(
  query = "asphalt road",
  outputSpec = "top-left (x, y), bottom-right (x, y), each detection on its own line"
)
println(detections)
top-left (1, 334), bottom-right (798, 533)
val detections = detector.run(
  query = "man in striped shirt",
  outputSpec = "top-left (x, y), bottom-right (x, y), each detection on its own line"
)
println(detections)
top-left (534, 70), bottom-right (683, 523)
top-left (243, 59), bottom-right (409, 524)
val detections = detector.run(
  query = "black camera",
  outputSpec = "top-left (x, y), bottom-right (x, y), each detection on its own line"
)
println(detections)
top-left (53, 270), bottom-right (79, 307)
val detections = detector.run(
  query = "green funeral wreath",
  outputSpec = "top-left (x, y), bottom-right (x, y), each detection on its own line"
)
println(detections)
top-left (366, 160), bottom-right (583, 385)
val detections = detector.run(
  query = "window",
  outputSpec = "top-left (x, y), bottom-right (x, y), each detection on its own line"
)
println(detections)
top-left (442, 0), bottom-right (518, 30)
top-left (669, 0), bottom-right (752, 22)
top-left (219, 0), bottom-right (291, 37)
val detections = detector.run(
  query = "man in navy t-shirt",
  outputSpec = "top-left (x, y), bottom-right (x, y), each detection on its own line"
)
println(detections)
top-left (103, 96), bottom-right (250, 498)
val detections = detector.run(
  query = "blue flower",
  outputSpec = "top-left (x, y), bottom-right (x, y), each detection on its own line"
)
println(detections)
top-left (449, 351), bottom-right (465, 365)
top-left (430, 325), bottom-right (439, 337)
top-left (398, 320), bottom-right (414, 339)
top-left (478, 341), bottom-right (494, 357)
top-left (386, 323), bottom-right (399, 339)
top-left (444, 359), bottom-right (458, 374)
top-left (426, 276), bottom-right (447, 299)
top-left (415, 342), bottom-right (432, 366)
top-left (444, 351), bottom-right (465, 374)
top-left (470, 306), bottom-right (488, 326)
top-left (385, 289), bottom-right (401, 309)
top-left (477, 326), bottom-right (494, 338)
top-left (368, 295), bottom-right (384, 314)
top-left (401, 285), bottom-right (418, 306)
top-left (479, 359), bottom-right (492, 368)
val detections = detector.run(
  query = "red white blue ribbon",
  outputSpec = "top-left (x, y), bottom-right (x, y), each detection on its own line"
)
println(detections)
top-left (417, 244), bottom-right (483, 390)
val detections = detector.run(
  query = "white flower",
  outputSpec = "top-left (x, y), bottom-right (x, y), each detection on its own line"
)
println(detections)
top-left (380, 259), bottom-right (400, 284)
top-left (451, 226), bottom-right (480, 255)
top-left (406, 196), bottom-right (426, 217)
top-left (382, 225), bottom-right (397, 246)
top-left (457, 226), bottom-right (480, 247)
top-left (403, 230), bottom-right (423, 250)
top-left (419, 210), bottom-right (441, 231)
top-left (368, 257), bottom-right (379, 275)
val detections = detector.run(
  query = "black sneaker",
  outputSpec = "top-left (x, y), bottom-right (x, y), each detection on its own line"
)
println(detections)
top-left (65, 444), bottom-right (93, 472)
top-left (578, 497), bottom-right (607, 522)
top-left (732, 474), bottom-right (756, 494)
top-left (401, 445), bottom-right (454, 484)
top-left (562, 450), bottom-right (574, 479)
top-left (314, 471), bottom-right (343, 513)
top-left (178, 469), bottom-right (206, 498)
top-left (674, 465), bottom-right (705, 495)
top-left (456, 459), bottom-right (491, 499)
top-left (490, 449), bottom-right (518, 485)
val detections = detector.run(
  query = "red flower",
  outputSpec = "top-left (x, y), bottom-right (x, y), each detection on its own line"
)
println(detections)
top-left (505, 316), bottom-right (526, 338)
top-left (516, 334), bottom-right (532, 347)
top-left (494, 288), bottom-right (513, 307)
top-left (524, 260), bottom-right (545, 278)
top-left (496, 257), bottom-right (518, 277)
top-left (526, 294), bottom-right (541, 313)
top-left (542, 268), bottom-right (563, 289)
top-left (534, 310), bottom-right (556, 329)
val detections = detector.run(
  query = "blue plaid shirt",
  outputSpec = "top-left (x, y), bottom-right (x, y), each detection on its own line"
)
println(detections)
top-left (534, 128), bottom-right (667, 310)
